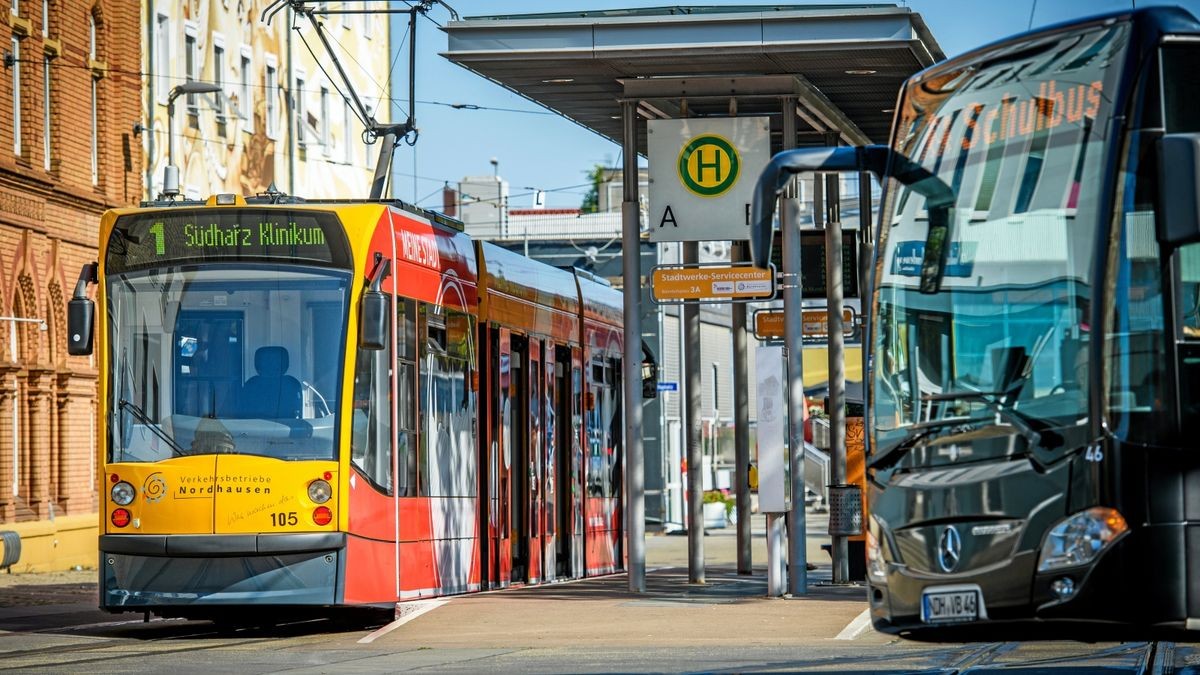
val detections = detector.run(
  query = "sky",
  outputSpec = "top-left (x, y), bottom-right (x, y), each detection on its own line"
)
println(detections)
top-left (367, 0), bottom-right (1200, 210)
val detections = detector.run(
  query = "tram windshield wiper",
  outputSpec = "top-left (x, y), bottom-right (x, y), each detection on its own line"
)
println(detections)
top-left (119, 399), bottom-right (187, 457)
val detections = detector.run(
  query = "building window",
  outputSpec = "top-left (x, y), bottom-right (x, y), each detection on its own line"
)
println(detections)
top-left (265, 59), bottom-right (278, 139)
top-left (363, 102), bottom-right (374, 167)
top-left (320, 86), bottom-right (330, 155)
top-left (239, 47), bottom-right (252, 131)
top-left (11, 37), bottom-right (20, 157)
top-left (296, 74), bottom-right (306, 147)
top-left (364, 10), bottom-right (373, 39)
top-left (213, 38), bottom-right (226, 128)
top-left (10, 0), bottom-right (17, 15)
top-left (343, 99), bottom-right (353, 164)
top-left (42, 55), bottom-right (49, 170)
top-left (183, 24), bottom-right (198, 115)
top-left (89, 12), bottom-right (98, 184)
top-left (154, 13), bottom-right (169, 104)
top-left (40, 0), bottom-right (48, 36)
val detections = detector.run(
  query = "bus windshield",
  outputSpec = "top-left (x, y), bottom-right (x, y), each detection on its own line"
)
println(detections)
top-left (872, 23), bottom-right (1128, 451)
top-left (106, 264), bottom-right (350, 462)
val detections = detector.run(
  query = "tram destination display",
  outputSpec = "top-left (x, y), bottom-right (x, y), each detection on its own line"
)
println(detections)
top-left (106, 209), bottom-right (352, 272)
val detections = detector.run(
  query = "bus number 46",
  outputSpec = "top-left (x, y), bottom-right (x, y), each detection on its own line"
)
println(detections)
top-left (1084, 445), bottom-right (1104, 462)
top-left (271, 512), bottom-right (299, 527)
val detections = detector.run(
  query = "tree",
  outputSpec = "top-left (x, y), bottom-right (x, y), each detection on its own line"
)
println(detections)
top-left (579, 164), bottom-right (607, 213)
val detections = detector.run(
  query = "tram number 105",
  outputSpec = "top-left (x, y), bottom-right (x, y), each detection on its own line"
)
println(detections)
top-left (271, 512), bottom-right (299, 527)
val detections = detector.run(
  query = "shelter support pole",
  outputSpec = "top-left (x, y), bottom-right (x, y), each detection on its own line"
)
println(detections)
top-left (825, 136), bottom-right (848, 585)
top-left (783, 96), bottom-right (808, 596)
top-left (685, 240), bottom-right (704, 584)
top-left (621, 100), bottom-right (646, 593)
top-left (858, 171), bottom-right (873, 458)
top-left (733, 242), bottom-right (751, 575)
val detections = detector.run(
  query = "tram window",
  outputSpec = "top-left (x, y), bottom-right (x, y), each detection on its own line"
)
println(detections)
top-left (350, 336), bottom-right (393, 494)
top-left (418, 305), bottom-right (476, 497)
top-left (397, 299), bottom-right (417, 496)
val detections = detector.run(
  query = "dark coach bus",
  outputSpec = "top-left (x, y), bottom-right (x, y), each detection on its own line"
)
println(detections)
top-left (750, 7), bottom-right (1200, 632)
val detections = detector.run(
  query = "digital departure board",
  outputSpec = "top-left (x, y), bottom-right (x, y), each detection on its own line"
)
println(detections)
top-left (105, 209), bottom-right (352, 273)
top-left (770, 230), bottom-right (860, 299)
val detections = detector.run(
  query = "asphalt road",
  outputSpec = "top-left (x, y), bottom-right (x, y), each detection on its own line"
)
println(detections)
top-left (0, 517), bottom-right (1196, 673)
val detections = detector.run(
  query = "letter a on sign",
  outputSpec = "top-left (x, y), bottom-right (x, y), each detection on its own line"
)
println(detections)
top-left (659, 205), bottom-right (678, 229)
top-left (648, 117), bottom-right (769, 242)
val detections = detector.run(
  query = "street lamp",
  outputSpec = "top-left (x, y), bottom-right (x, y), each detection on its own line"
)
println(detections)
top-left (163, 81), bottom-right (223, 197)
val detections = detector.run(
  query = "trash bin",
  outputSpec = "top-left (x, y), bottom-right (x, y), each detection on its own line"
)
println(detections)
top-left (827, 484), bottom-right (863, 536)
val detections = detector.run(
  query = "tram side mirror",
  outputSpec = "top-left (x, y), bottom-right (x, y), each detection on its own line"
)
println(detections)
top-left (1159, 133), bottom-right (1200, 246)
top-left (358, 291), bottom-right (389, 351)
top-left (67, 262), bottom-right (98, 356)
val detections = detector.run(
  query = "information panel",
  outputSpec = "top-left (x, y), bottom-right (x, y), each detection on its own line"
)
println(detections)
top-left (771, 230), bottom-right (859, 299)
top-left (650, 265), bottom-right (775, 303)
top-left (106, 209), bottom-right (352, 273)
top-left (756, 345), bottom-right (786, 513)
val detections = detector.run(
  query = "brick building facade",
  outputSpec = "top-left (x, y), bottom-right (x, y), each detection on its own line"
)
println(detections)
top-left (0, 1), bottom-right (142, 527)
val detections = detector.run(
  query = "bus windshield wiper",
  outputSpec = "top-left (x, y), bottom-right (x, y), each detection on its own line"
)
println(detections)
top-left (868, 414), bottom-right (977, 471)
top-left (920, 389), bottom-right (1045, 449)
top-left (119, 399), bottom-right (187, 457)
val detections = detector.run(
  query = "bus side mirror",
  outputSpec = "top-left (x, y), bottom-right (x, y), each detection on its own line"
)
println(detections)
top-left (67, 262), bottom-right (97, 356)
top-left (358, 291), bottom-right (389, 351)
top-left (1159, 133), bottom-right (1200, 246)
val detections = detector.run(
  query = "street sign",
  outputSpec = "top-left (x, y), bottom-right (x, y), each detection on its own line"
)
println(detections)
top-left (754, 308), bottom-right (855, 340)
top-left (657, 381), bottom-right (679, 392)
top-left (651, 264), bottom-right (775, 303)
top-left (802, 308), bottom-right (855, 337)
top-left (647, 117), bottom-right (770, 242)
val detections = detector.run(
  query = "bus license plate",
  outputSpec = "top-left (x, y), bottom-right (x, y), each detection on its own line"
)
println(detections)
top-left (921, 589), bottom-right (979, 623)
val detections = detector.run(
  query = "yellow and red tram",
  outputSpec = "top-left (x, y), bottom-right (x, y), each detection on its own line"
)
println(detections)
top-left (68, 194), bottom-right (637, 615)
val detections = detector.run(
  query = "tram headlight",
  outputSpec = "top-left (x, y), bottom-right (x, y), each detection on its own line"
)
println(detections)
top-left (1037, 507), bottom-right (1128, 572)
top-left (111, 481), bottom-right (136, 506)
top-left (308, 479), bottom-right (332, 504)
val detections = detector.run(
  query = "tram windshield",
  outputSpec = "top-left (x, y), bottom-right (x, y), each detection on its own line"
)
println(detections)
top-left (872, 23), bottom-right (1128, 453)
top-left (106, 265), bottom-right (350, 462)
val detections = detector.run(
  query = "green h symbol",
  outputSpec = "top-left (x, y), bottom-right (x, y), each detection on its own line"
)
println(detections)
top-left (696, 147), bottom-right (723, 182)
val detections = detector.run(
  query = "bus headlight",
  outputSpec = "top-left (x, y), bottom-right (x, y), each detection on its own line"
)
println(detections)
top-left (1037, 507), bottom-right (1127, 572)
top-left (111, 481), bottom-right (136, 506)
top-left (866, 515), bottom-right (888, 582)
top-left (308, 479), bottom-right (332, 504)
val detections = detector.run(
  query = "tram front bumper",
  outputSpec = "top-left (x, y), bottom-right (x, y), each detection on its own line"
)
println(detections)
top-left (99, 533), bottom-right (345, 611)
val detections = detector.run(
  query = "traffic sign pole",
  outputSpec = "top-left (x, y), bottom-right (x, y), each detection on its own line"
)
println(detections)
top-left (621, 100), bottom-right (646, 594)
top-left (732, 242), bottom-right (752, 575)
top-left (684, 241), bottom-right (705, 585)
top-left (825, 147), bottom-right (849, 586)
top-left (782, 96), bottom-right (808, 597)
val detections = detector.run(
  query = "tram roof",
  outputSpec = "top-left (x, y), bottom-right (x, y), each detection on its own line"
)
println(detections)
top-left (441, 4), bottom-right (944, 151)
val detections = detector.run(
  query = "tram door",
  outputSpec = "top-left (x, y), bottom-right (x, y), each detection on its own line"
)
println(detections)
top-left (528, 340), bottom-right (543, 584)
top-left (552, 345), bottom-right (572, 579)
top-left (571, 348), bottom-right (586, 578)
top-left (509, 336), bottom-right (529, 582)
top-left (542, 341), bottom-right (557, 582)
top-left (495, 328), bottom-right (512, 587)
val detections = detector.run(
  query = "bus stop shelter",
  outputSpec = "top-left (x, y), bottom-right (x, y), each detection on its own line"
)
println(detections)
top-left (442, 3), bottom-right (943, 594)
